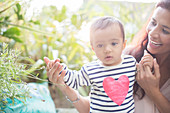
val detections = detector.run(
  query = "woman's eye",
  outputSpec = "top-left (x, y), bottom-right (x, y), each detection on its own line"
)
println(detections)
top-left (112, 42), bottom-right (118, 46)
top-left (97, 44), bottom-right (103, 48)
top-left (162, 29), bottom-right (170, 34)
top-left (151, 21), bottom-right (156, 26)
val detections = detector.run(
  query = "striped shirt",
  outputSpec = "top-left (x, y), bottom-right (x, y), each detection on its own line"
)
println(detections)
top-left (63, 55), bottom-right (136, 113)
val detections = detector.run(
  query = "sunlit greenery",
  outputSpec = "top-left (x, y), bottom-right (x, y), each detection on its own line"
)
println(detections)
top-left (0, 43), bottom-right (30, 108)
top-left (0, 0), bottom-right (155, 104)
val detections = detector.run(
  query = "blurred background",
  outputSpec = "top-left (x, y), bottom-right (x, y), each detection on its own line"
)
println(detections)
top-left (0, 0), bottom-right (156, 109)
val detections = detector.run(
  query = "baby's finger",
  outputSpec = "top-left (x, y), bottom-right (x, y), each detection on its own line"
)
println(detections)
top-left (141, 57), bottom-right (152, 65)
top-left (142, 62), bottom-right (152, 68)
top-left (48, 63), bottom-right (60, 81)
top-left (53, 65), bottom-right (63, 82)
top-left (46, 62), bottom-right (51, 72)
top-left (49, 61), bottom-right (54, 69)
top-left (60, 70), bottom-right (66, 79)
top-left (143, 50), bottom-right (150, 56)
top-left (44, 57), bottom-right (50, 65)
top-left (141, 57), bottom-right (151, 62)
top-left (54, 58), bottom-right (60, 63)
top-left (50, 62), bottom-right (61, 76)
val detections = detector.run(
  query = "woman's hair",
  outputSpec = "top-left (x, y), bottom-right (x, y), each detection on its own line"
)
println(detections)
top-left (156, 0), bottom-right (170, 10)
top-left (125, 0), bottom-right (170, 99)
top-left (90, 16), bottom-right (125, 44)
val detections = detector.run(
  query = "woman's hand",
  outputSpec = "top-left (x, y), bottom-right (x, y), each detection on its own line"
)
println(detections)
top-left (140, 50), bottom-right (154, 71)
top-left (136, 59), bottom-right (160, 96)
top-left (137, 58), bottom-right (170, 113)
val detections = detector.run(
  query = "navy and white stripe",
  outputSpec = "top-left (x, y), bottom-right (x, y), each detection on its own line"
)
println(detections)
top-left (63, 55), bottom-right (136, 113)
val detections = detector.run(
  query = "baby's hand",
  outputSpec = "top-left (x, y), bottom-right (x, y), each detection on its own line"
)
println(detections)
top-left (140, 50), bottom-right (154, 70)
top-left (44, 57), bottom-right (60, 69)
top-left (44, 57), bottom-right (63, 83)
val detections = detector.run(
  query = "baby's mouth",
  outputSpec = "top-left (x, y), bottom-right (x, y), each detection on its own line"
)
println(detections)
top-left (105, 56), bottom-right (113, 60)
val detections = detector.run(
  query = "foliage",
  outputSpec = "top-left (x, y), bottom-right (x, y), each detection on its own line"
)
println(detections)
top-left (0, 43), bottom-right (48, 110)
top-left (0, 43), bottom-right (30, 108)
top-left (79, 0), bottom-right (155, 43)
top-left (0, 0), bottom-right (155, 97)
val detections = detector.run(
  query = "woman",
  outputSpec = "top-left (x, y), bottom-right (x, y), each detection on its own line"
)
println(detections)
top-left (44, 0), bottom-right (170, 112)
top-left (127, 0), bottom-right (170, 112)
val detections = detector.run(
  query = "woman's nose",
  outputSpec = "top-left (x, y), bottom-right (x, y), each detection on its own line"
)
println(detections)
top-left (149, 26), bottom-right (160, 38)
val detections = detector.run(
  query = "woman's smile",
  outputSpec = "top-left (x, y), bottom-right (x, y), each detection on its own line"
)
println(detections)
top-left (149, 40), bottom-right (163, 49)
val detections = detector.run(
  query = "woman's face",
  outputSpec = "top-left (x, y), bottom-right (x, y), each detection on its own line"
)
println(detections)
top-left (146, 7), bottom-right (170, 56)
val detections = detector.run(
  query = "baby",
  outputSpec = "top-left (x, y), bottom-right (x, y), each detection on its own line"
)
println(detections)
top-left (46, 16), bottom-right (137, 112)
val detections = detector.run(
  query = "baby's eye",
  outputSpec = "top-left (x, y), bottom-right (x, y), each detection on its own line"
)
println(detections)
top-left (97, 44), bottom-right (103, 48)
top-left (162, 28), bottom-right (170, 34)
top-left (112, 42), bottom-right (118, 46)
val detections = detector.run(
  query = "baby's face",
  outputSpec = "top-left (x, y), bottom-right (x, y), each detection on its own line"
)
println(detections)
top-left (91, 24), bottom-right (126, 66)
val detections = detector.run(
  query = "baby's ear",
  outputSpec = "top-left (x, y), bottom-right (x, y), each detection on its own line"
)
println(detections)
top-left (91, 44), bottom-right (94, 50)
top-left (92, 47), bottom-right (94, 50)
top-left (123, 40), bottom-right (127, 49)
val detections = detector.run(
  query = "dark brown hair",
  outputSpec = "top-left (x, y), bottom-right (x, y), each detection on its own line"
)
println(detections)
top-left (125, 0), bottom-right (170, 99)
top-left (90, 16), bottom-right (125, 45)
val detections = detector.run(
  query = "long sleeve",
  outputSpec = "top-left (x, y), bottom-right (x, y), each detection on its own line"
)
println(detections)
top-left (63, 64), bottom-right (91, 90)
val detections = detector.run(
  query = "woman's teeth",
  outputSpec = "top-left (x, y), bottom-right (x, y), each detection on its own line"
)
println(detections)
top-left (150, 40), bottom-right (162, 46)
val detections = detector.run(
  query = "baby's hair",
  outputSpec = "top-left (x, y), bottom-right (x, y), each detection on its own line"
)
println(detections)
top-left (90, 16), bottom-right (125, 44)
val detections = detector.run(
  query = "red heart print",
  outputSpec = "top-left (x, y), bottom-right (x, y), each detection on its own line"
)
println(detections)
top-left (103, 75), bottom-right (129, 106)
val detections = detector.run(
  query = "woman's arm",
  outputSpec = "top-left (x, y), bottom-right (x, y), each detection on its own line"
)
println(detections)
top-left (136, 59), bottom-right (170, 113)
top-left (149, 88), bottom-right (170, 113)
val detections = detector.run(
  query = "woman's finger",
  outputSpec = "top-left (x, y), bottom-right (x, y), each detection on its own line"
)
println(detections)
top-left (144, 65), bottom-right (152, 76)
top-left (136, 63), bottom-right (141, 81)
top-left (139, 63), bottom-right (144, 78)
top-left (153, 59), bottom-right (160, 79)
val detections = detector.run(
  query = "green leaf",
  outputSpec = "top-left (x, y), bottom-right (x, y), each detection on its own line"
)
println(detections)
top-left (29, 20), bottom-right (40, 25)
top-left (16, 3), bottom-right (21, 13)
top-left (14, 3), bottom-right (23, 20)
top-left (3, 27), bottom-right (20, 36)
top-left (8, 36), bottom-right (23, 43)
top-left (2, 27), bottom-right (22, 42)
top-left (71, 14), bottom-right (77, 26)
